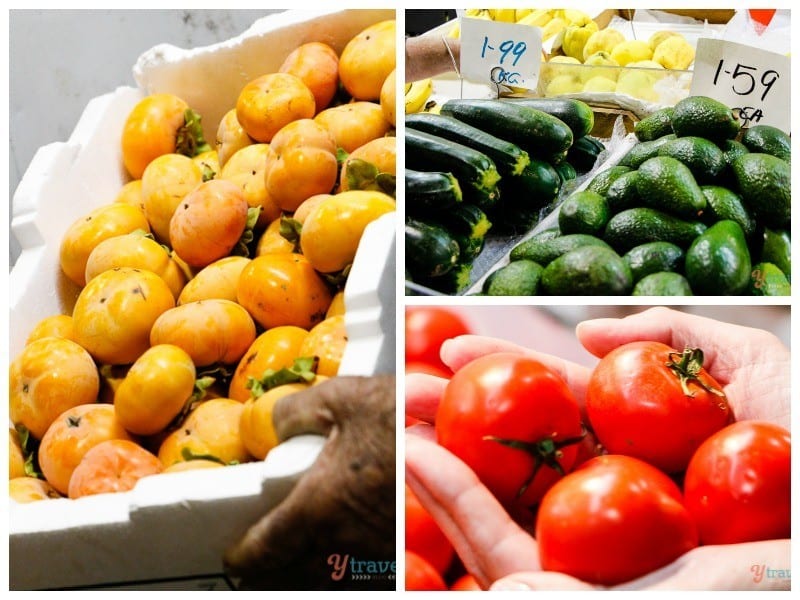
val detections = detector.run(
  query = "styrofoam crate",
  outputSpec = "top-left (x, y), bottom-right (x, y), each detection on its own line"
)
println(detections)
top-left (9, 8), bottom-right (396, 590)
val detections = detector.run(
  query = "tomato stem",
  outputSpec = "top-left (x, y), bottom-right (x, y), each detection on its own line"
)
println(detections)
top-left (665, 348), bottom-right (725, 397)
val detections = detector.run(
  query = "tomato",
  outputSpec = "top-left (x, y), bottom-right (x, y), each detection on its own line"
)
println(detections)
top-left (298, 315), bottom-right (347, 377)
top-left (72, 267), bottom-right (175, 365)
top-left (150, 299), bottom-right (256, 367)
top-left (177, 256), bottom-right (251, 305)
top-left (405, 307), bottom-right (471, 374)
top-left (157, 398), bottom-right (252, 467)
top-left (586, 341), bottom-right (732, 473)
top-left (141, 153), bottom-right (205, 243)
top-left (683, 420), bottom-right (790, 545)
top-left (38, 404), bottom-right (133, 495)
top-left (121, 93), bottom-right (203, 180)
top-left (236, 253), bottom-right (332, 330)
top-left (10, 337), bottom-right (100, 440)
top-left (228, 326), bottom-right (309, 402)
top-left (235, 72), bottom-right (316, 143)
top-left (405, 551), bottom-right (447, 591)
top-left (67, 439), bottom-right (164, 499)
top-left (9, 477), bottom-right (62, 503)
top-left (450, 574), bottom-right (482, 591)
top-left (405, 361), bottom-right (451, 380)
top-left (219, 143), bottom-right (280, 228)
top-left (59, 203), bottom-right (151, 287)
top-left (537, 454), bottom-right (699, 586)
top-left (114, 344), bottom-right (197, 436)
top-left (435, 353), bottom-right (583, 512)
top-left (299, 190), bottom-right (396, 273)
top-left (405, 484), bottom-right (454, 575)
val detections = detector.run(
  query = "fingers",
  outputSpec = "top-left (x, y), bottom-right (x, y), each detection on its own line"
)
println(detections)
top-left (406, 434), bottom-right (538, 589)
top-left (491, 571), bottom-right (597, 591)
top-left (405, 373), bottom-right (447, 423)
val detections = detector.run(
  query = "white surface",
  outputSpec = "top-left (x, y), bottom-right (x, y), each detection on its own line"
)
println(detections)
top-left (8, 9), bottom-right (396, 590)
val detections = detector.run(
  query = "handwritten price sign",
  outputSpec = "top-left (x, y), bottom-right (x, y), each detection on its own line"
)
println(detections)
top-left (460, 17), bottom-right (541, 91)
top-left (690, 38), bottom-right (790, 130)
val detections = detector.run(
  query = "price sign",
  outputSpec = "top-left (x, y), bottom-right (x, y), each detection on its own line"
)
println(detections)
top-left (690, 38), bottom-right (790, 130)
top-left (459, 16), bottom-right (542, 91)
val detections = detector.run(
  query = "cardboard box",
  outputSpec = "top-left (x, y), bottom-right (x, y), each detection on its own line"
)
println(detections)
top-left (9, 8), bottom-right (396, 590)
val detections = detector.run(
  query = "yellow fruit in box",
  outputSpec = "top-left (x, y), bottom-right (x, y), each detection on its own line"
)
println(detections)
top-left (561, 21), bottom-right (599, 60)
top-left (653, 36), bottom-right (696, 70)
top-left (488, 9), bottom-right (516, 23)
top-left (610, 40), bottom-right (653, 66)
top-left (616, 71), bottom-right (659, 102)
top-left (518, 9), bottom-right (554, 28)
top-left (583, 51), bottom-right (621, 82)
top-left (549, 55), bottom-right (582, 65)
top-left (582, 28), bottom-right (626, 60)
top-left (541, 17), bottom-right (568, 42)
top-left (514, 9), bottom-right (535, 22)
top-left (648, 30), bottom-right (681, 51)
top-left (627, 60), bottom-right (665, 71)
top-left (583, 76), bottom-right (618, 93)
top-left (545, 74), bottom-right (583, 97)
top-left (557, 9), bottom-right (595, 27)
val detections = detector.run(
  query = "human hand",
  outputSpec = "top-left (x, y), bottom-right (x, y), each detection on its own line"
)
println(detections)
top-left (225, 375), bottom-right (396, 590)
top-left (405, 307), bottom-right (790, 590)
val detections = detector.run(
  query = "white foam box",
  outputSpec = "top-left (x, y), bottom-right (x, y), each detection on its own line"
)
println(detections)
top-left (9, 8), bottom-right (396, 590)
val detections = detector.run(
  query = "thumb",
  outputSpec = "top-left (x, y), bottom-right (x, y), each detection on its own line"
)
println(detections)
top-left (491, 571), bottom-right (597, 591)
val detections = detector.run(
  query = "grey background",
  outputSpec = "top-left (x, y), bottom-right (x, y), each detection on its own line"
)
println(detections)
top-left (9, 9), bottom-right (283, 268)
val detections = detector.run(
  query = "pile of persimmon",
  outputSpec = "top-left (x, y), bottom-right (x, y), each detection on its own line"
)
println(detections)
top-left (9, 19), bottom-right (397, 503)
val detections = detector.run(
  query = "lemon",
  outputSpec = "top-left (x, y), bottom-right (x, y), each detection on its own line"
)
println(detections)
top-left (653, 36), bottom-right (696, 70)
top-left (583, 51), bottom-right (621, 82)
top-left (616, 71), bottom-right (659, 102)
top-left (545, 74), bottom-right (583, 97)
top-left (583, 29), bottom-right (626, 61)
top-left (583, 76), bottom-right (617, 93)
top-left (610, 40), bottom-right (653, 66)
top-left (648, 30), bottom-right (680, 51)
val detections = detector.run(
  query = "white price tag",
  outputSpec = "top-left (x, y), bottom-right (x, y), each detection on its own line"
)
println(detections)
top-left (690, 38), bottom-right (790, 130)
top-left (459, 17), bottom-right (541, 91)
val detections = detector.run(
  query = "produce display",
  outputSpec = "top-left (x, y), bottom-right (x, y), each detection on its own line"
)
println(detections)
top-left (405, 97), bottom-right (605, 294)
top-left (482, 95), bottom-right (791, 296)
top-left (405, 314), bottom-right (790, 589)
top-left (9, 19), bottom-right (396, 503)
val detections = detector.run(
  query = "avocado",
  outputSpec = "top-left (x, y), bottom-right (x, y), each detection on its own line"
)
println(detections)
top-left (605, 171), bottom-right (642, 214)
top-left (732, 153), bottom-right (790, 230)
top-left (558, 190), bottom-right (610, 236)
top-left (760, 228), bottom-right (791, 282)
top-left (749, 262), bottom-right (791, 296)
top-left (483, 260), bottom-right (544, 296)
top-left (671, 95), bottom-right (741, 141)
top-left (685, 220), bottom-right (752, 295)
top-left (742, 125), bottom-right (791, 163)
top-left (510, 233), bottom-right (611, 265)
top-left (656, 136), bottom-right (726, 184)
top-left (541, 245), bottom-right (633, 295)
top-left (635, 155), bottom-right (707, 219)
top-left (632, 272), bottom-right (693, 296)
top-left (700, 185), bottom-right (756, 239)
top-left (634, 107), bottom-right (674, 142)
top-left (623, 241), bottom-right (684, 282)
top-left (604, 208), bottom-right (707, 253)
top-left (618, 134), bottom-right (676, 169)
top-left (587, 165), bottom-right (632, 196)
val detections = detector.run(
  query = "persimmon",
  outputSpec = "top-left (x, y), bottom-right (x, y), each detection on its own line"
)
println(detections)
top-left (68, 439), bottom-right (163, 499)
top-left (235, 72), bottom-right (316, 143)
top-left (279, 42), bottom-right (340, 112)
top-left (298, 315), bottom-right (348, 377)
top-left (177, 256), bottom-right (250, 305)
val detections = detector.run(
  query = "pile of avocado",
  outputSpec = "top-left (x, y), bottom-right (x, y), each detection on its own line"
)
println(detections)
top-left (481, 96), bottom-right (791, 296)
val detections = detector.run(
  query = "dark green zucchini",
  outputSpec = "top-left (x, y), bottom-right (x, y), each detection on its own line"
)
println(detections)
top-left (553, 161), bottom-right (577, 184)
top-left (502, 97), bottom-right (595, 139)
top-left (428, 203), bottom-right (492, 262)
top-left (417, 262), bottom-right (474, 295)
top-left (405, 128), bottom-right (501, 209)
top-left (567, 135), bottom-right (606, 173)
top-left (406, 113), bottom-right (530, 176)
top-left (405, 218), bottom-right (460, 279)
top-left (440, 98), bottom-right (573, 158)
top-left (405, 169), bottom-right (462, 214)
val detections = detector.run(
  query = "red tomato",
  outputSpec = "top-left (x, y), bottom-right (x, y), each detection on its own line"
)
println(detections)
top-left (405, 484), bottom-right (454, 575)
top-left (683, 420), bottom-right (790, 545)
top-left (405, 361), bottom-right (451, 379)
top-left (405, 307), bottom-right (471, 373)
top-left (537, 454), bottom-right (698, 586)
top-left (450, 573), bottom-right (482, 591)
top-left (405, 551), bottom-right (446, 591)
top-left (586, 342), bottom-right (732, 473)
top-left (435, 353), bottom-right (583, 512)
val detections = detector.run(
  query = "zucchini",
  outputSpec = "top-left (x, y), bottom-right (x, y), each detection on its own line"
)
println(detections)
top-left (553, 161), bottom-right (577, 184)
top-left (492, 159), bottom-right (562, 234)
top-left (501, 97), bottom-right (595, 139)
top-left (567, 135), bottom-right (606, 173)
top-left (405, 169), bottom-right (462, 214)
top-left (432, 203), bottom-right (492, 262)
top-left (440, 98), bottom-right (573, 159)
top-left (405, 218), bottom-right (460, 279)
top-left (417, 262), bottom-right (473, 295)
top-left (405, 128), bottom-right (501, 209)
top-left (406, 113), bottom-right (530, 176)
